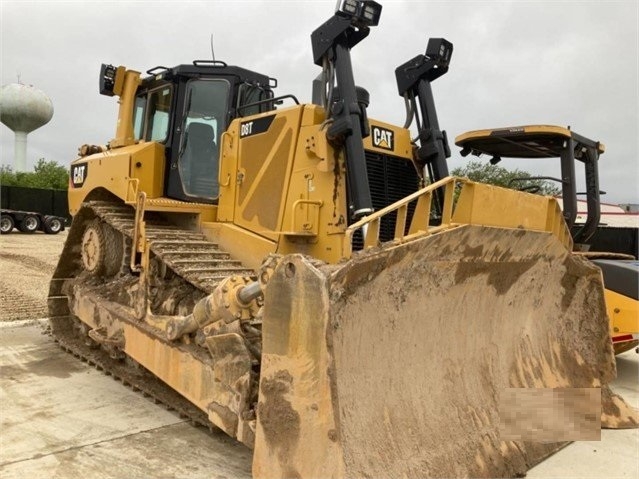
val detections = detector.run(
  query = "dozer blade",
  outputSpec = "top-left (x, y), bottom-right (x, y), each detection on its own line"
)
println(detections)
top-left (254, 224), bottom-right (638, 478)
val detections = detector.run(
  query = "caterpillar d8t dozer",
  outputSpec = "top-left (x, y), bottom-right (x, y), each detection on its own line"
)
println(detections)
top-left (48, 1), bottom-right (637, 477)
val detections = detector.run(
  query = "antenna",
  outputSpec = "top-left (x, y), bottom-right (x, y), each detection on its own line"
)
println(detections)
top-left (210, 34), bottom-right (215, 61)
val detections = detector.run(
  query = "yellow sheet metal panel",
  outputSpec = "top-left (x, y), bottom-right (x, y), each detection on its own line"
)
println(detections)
top-left (452, 181), bottom-right (573, 250)
top-left (217, 129), bottom-right (239, 222)
top-left (110, 69), bottom-right (141, 148)
top-left (201, 221), bottom-right (276, 271)
top-left (277, 122), bottom-right (348, 263)
top-left (68, 150), bottom-right (131, 214)
top-left (234, 107), bottom-right (303, 241)
top-left (216, 104), bottom-right (349, 264)
top-left (605, 288), bottom-right (639, 337)
top-left (130, 142), bottom-right (165, 198)
top-left (68, 142), bottom-right (168, 214)
top-left (145, 197), bottom-right (217, 223)
top-left (300, 103), bottom-right (326, 127)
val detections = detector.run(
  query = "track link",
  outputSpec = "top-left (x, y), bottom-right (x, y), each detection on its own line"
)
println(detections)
top-left (49, 316), bottom-right (213, 429)
top-left (49, 199), bottom-right (259, 433)
top-left (88, 200), bottom-right (255, 293)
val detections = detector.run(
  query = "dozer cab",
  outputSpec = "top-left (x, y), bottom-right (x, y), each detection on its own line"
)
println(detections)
top-left (48, 1), bottom-right (637, 477)
top-left (456, 125), bottom-right (639, 355)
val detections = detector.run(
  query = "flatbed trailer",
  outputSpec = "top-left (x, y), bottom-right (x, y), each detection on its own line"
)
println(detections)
top-left (0, 208), bottom-right (66, 234)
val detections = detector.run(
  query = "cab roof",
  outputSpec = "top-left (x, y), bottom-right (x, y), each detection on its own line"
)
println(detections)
top-left (143, 60), bottom-right (275, 89)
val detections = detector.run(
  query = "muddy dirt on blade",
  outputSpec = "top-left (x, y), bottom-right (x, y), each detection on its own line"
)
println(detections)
top-left (254, 225), bottom-right (637, 478)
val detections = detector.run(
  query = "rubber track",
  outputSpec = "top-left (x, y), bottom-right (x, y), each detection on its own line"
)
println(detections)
top-left (87, 200), bottom-right (255, 293)
top-left (49, 316), bottom-right (214, 430)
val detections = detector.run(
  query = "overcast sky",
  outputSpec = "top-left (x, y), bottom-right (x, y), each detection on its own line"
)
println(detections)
top-left (1, 0), bottom-right (637, 204)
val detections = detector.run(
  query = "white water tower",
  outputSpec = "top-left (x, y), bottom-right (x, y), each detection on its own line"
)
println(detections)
top-left (0, 83), bottom-right (54, 172)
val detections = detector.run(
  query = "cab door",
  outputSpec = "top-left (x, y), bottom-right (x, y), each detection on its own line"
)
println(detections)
top-left (166, 79), bottom-right (230, 203)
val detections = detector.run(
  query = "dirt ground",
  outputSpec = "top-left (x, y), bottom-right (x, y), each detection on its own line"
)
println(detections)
top-left (0, 230), bottom-right (67, 321)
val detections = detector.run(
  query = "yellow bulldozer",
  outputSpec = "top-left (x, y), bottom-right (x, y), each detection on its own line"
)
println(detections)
top-left (48, 1), bottom-right (637, 477)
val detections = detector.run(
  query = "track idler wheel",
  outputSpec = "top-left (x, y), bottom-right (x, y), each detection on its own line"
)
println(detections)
top-left (81, 219), bottom-right (123, 277)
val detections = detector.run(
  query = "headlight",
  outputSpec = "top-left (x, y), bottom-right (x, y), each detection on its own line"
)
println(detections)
top-left (335, 0), bottom-right (382, 27)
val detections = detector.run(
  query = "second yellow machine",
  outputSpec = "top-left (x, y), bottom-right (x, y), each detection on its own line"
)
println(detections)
top-left (49, 2), bottom-right (636, 477)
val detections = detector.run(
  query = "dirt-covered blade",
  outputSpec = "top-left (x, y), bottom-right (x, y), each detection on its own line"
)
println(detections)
top-left (255, 224), bottom-right (637, 478)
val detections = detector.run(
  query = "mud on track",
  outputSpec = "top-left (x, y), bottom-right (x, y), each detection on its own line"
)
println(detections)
top-left (0, 231), bottom-right (67, 321)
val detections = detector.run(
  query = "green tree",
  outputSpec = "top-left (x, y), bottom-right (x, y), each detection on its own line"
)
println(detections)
top-left (31, 159), bottom-right (69, 189)
top-left (0, 159), bottom-right (68, 190)
top-left (0, 165), bottom-right (18, 186)
top-left (451, 161), bottom-right (561, 196)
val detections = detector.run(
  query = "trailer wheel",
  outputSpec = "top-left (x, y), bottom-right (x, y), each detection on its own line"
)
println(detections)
top-left (44, 216), bottom-right (64, 234)
top-left (17, 214), bottom-right (40, 233)
top-left (0, 214), bottom-right (15, 234)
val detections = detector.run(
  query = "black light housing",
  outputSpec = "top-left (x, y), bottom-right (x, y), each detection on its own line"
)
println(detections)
top-left (335, 0), bottom-right (382, 27)
top-left (425, 38), bottom-right (453, 67)
top-left (99, 64), bottom-right (118, 96)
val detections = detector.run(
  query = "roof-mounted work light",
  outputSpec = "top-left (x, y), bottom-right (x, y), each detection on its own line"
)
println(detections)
top-left (99, 63), bottom-right (127, 97)
top-left (425, 38), bottom-right (453, 68)
top-left (335, 0), bottom-right (382, 27)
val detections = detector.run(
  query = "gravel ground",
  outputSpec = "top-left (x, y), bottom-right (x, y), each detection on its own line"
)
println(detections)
top-left (0, 230), bottom-right (67, 321)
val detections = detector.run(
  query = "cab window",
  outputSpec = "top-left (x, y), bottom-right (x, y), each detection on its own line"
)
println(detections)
top-left (147, 86), bottom-right (172, 141)
top-left (237, 83), bottom-right (272, 116)
top-left (178, 79), bottom-right (230, 200)
top-left (132, 95), bottom-right (146, 140)
top-left (132, 85), bottom-right (173, 142)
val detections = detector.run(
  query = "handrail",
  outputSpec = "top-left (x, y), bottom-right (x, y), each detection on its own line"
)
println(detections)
top-left (218, 132), bottom-right (232, 188)
top-left (289, 199), bottom-right (323, 235)
top-left (342, 176), bottom-right (464, 258)
top-left (236, 94), bottom-right (300, 116)
top-left (130, 191), bottom-right (147, 273)
top-left (125, 178), bottom-right (140, 205)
